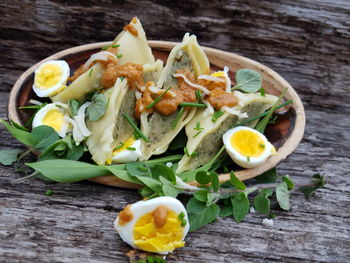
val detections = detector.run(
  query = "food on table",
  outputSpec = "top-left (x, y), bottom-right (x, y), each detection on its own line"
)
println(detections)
top-left (114, 196), bottom-right (189, 254)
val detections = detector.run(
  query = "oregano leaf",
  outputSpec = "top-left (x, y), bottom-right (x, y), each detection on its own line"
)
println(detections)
top-left (231, 192), bottom-right (249, 223)
top-left (230, 171), bottom-right (246, 190)
top-left (254, 193), bottom-right (270, 214)
top-left (276, 181), bottom-right (290, 210)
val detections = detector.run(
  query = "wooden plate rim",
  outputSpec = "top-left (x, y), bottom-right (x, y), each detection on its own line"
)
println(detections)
top-left (8, 41), bottom-right (305, 188)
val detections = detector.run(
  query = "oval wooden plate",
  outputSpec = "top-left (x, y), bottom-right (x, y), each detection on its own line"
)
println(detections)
top-left (8, 41), bottom-right (305, 189)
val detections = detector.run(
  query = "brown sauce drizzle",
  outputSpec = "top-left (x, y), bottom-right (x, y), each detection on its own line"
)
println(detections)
top-left (124, 24), bottom-right (138, 37)
top-left (118, 204), bottom-right (133, 225)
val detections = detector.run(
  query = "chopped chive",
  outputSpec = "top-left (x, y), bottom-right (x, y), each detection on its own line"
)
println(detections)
top-left (211, 110), bottom-right (224, 123)
top-left (193, 122), bottom-right (204, 138)
top-left (232, 100), bottom-right (293, 128)
top-left (88, 68), bottom-right (93, 77)
top-left (179, 102), bottom-right (207, 108)
top-left (133, 131), bottom-right (141, 140)
top-left (195, 90), bottom-right (202, 102)
top-left (259, 144), bottom-right (266, 149)
top-left (114, 142), bottom-right (124, 151)
top-left (116, 54), bottom-right (123, 58)
top-left (191, 151), bottom-right (198, 158)
top-left (126, 147), bottom-right (136, 151)
top-left (181, 219), bottom-right (187, 227)
top-left (101, 45), bottom-right (110, 50)
top-left (247, 156), bottom-right (251, 162)
top-left (120, 76), bottom-right (125, 81)
top-left (137, 166), bottom-right (149, 172)
top-left (111, 44), bottom-right (120, 48)
top-left (223, 167), bottom-right (229, 173)
top-left (172, 106), bottom-right (185, 129)
top-left (123, 113), bottom-right (150, 142)
top-left (260, 87), bottom-right (265, 97)
top-left (178, 212), bottom-right (185, 220)
top-left (147, 86), bottom-right (172, 109)
top-left (44, 190), bottom-right (54, 196)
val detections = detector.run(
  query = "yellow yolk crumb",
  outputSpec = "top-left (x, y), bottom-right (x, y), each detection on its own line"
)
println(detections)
top-left (113, 137), bottom-right (135, 155)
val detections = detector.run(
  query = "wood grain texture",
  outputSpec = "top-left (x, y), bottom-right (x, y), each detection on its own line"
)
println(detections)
top-left (0, 0), bottom-right (349, 262)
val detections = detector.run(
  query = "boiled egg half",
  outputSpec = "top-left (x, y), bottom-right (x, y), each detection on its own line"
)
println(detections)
top-left (114, 196), bottom-right (189, 254)
top-left (223, 126), bottom-right (276, 168)
top-left (33, 60), bottom-right (70, 97)
top-left (32, 103), bottom-right (70, 137)
top-left (111, 136), bottom-right (142, 163)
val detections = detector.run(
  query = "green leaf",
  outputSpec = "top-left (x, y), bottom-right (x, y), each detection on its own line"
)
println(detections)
top-left (230, 171), bottom-right (246, 190)
top-left (282, 175), bottom-right (295, 190)
top-left (26, 159), bottom-right (110, 183)
top-left (31, 126), bottom-right (60, 151)
top-left (260, 188), bottom-right (273, 197)
top-left (159, 177), bottom-right (179, 198)
top-left (255, 87), bottom-right (287, 133)
top-left (151, 164), bottom-right (176, 184)
top-left (256, 168), bottom-right (277, 183)
top-left (87, 93), bottom-right (107, 121)
top-left (299, 173), bottom-right (325, 199)
top-left (254, 193), bottom-right (270, 214)
top-left (276, 182), bottom-right (290, 210)
top-left (193, 190), bottom-right (208, 202)
top-left (219, 205), bottom-right (233, 218)
top-left (139, 186), bottom-right (154, 198)
top-left (136, 176), bottom-right (162, 192)
top-left (210, 172), bottom-right (220, 192)
top-left (231, 192), bottom-right (249, 223)
top-left (186, 198), bottom-right (220, 232)
top-left (126, 162), bottom-right (150, 177)
top-left (195, 171), bottom-right (211, 184)
top-left (105, 166), bottom-right (142, 185)
top-left (68, 99), bottom-right (81, 116)
top-left (233, 69), bottom-right (262, 93)
top-left (0, 118), bottom-right (34, 146)
top-left (44, 190), bottom-right (54, 196)
top-left (0, 149), bottom-right (22, 165)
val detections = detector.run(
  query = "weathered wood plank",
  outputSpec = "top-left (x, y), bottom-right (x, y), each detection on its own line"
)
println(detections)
top-left (0, 0), bottom-right (349, 262)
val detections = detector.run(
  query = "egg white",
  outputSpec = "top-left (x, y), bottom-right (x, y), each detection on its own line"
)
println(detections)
top-left (223, 126), bottom-right (275, 168)
top-left (114, 196), bottom-right (189, 254)
top-left (32, 103), bottom-right (70, 137)
top-left (112, 139), bottom-right (142, 163)
top-left (33, 60), bottom-right (70, 97)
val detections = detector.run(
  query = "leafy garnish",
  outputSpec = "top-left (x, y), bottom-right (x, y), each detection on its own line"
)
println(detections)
top-left (232, 69), bottom-right (262, 93)
top-left (172, 106), bottom-right (185, 129)
top-left (123, 113), bottom-right (150, 142)
top-left (68, 99), bottom-right (81, 116)
top-left (211, 110), bottom-right (224, 123)
top-left (0, 149), bottom-right (22, 166)
top-left (87, 93), bottom-right (107, 121)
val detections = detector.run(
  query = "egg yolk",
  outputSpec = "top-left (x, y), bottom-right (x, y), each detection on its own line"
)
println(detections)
top-left (133, 209), bottom-right (185, 253)
top-left (230, 129), bottom-right (266, 157)
top-left (35, 64), bottom-right (63, 89)
top-left (42, 109), bottom-right (64, 132)
top-left (113, 137), bottom-right (135, 155)
top-left (211, 71), bottom-right (225, 78)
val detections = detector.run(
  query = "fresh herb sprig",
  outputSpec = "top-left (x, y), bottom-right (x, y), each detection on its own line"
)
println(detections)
top-left (123, 113), bottom-right (150, 142)
top-left (232, 69), bottom-right (262, 93)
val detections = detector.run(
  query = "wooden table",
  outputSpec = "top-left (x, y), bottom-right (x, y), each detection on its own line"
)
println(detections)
top-left (1, 1), bottom-right (349, 262)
